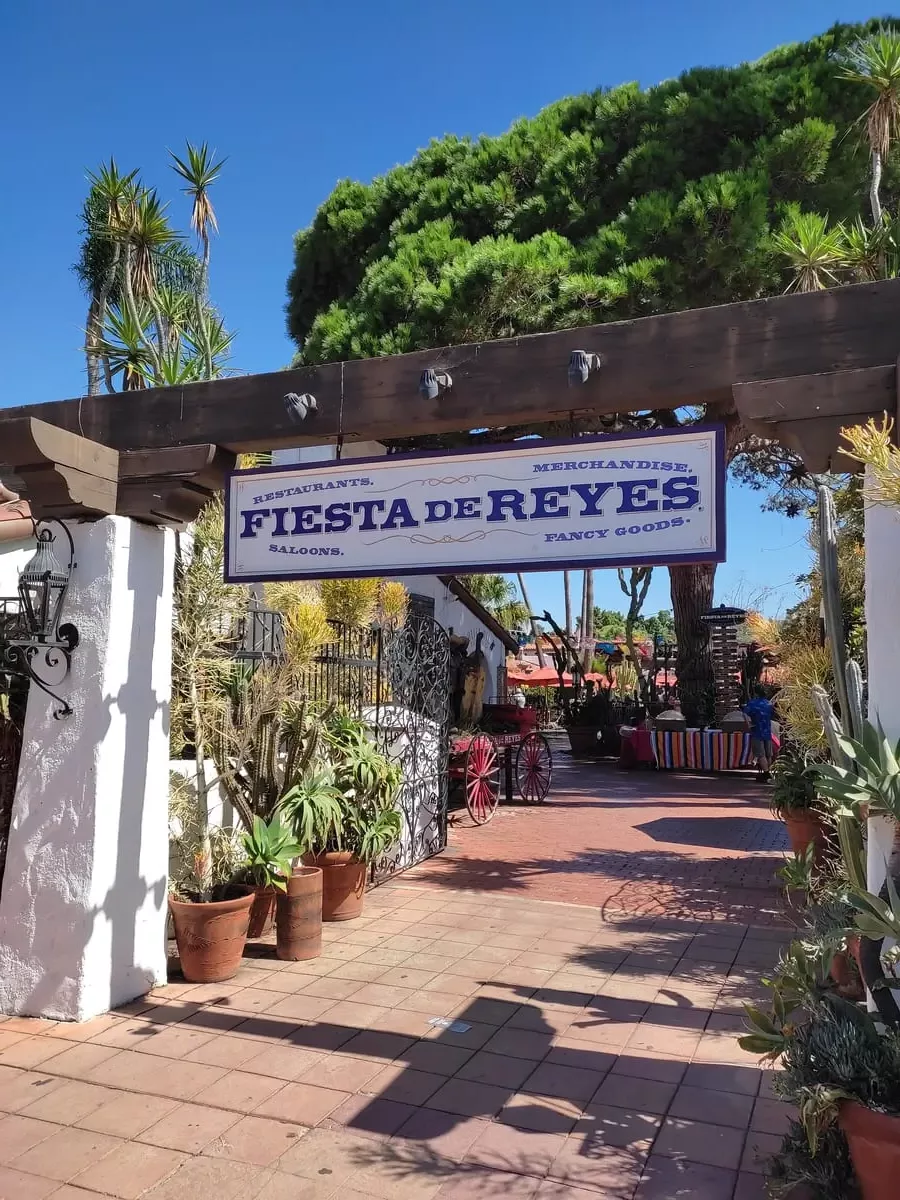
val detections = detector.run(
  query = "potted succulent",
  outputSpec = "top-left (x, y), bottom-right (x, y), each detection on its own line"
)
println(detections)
top-left (283, 716), bottom-right (402, 920)
top-left (770, 743), bottom-right (830, 862)
top-left (564, 688), bottom-right (613, 757)
top-left (239, 814), bottom-right (304, 938)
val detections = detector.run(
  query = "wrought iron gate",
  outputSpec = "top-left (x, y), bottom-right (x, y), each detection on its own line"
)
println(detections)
top-left (371, 615), bottom-right (450, 883)
top-left (294, 613), bottom-right (451, 882)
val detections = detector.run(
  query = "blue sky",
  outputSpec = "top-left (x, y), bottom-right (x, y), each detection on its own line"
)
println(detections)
top-left (1, 0), bottom-right (879, 622)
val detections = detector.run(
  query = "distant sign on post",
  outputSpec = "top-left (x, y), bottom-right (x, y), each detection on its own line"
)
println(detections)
top-left (224, 426), bottom-right (725, 583)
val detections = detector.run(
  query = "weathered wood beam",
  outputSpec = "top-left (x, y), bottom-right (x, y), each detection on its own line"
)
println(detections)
top-left (733, 363), bottom-right (898, 472)
top-left (0, 418), bottom-right (119, 518)
top-left (117, 445), bottom-right (236, 528)
top-left (2, 279), bottom-right (899, 453)
top-left (733, 364), bottom-right (895, 423)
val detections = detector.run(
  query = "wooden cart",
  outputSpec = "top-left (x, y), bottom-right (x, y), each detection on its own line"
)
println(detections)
top-left (449, 704), bottom-right (553, 825)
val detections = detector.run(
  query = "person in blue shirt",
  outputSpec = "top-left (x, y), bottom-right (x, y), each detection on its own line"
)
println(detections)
top-left (743, 684), bottom-right (775, 781)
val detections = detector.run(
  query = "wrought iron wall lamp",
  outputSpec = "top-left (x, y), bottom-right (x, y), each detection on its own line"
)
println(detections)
top-left (3, 520), bottom-right (79, 720)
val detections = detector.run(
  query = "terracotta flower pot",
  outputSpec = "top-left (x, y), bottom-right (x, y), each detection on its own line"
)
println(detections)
top-left (247, 885), bottom-right (277, 939)
top-left (169, 889), bottom-right (254, 983)
top-left (784, 810), bottom-right (829, 864)
top-left (305, 851), bottom-right (367, 921)
top-left (839, 1101), bottom-right (900, 1200)
top-left (830, 949), bottom-right (865, 1001)
top-left (276, 867), bottom-right (323, 960)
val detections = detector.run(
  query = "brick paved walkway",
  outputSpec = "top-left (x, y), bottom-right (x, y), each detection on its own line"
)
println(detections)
top-left (0, 884), bottom-right (791, 1200)
top-left (409, 747), bottom-right (789, 926)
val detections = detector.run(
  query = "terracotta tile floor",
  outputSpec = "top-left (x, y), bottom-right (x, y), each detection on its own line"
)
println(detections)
top-left (0, 878), bottom-right (791, 1198)
top-left (408, 747), bottom-right (789, 925)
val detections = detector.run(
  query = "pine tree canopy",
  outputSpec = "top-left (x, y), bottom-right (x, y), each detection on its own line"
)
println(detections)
top-left (286, 20), bottom-right (897, 368)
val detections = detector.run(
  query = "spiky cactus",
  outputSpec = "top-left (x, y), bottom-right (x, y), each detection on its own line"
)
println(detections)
top-left (816, 485), bottom-right (857, 739)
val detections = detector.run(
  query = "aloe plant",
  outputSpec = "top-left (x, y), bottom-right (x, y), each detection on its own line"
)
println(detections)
top-left (814, 719), bottom-right (900, 823)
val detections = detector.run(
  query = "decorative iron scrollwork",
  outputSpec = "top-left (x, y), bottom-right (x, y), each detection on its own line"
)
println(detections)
top-left (2, 520), bottom-right (78, 720)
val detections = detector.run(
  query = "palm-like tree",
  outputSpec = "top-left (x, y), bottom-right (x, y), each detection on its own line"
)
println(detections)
top-left (75, 159), bottom-right (139, 394)
top-left (99, 303), bottom-right (155, 390)
top-left (771, 210), bottom-right (847, 292)
top-left (170, 142), bottom-right (226, 299)
top-left (840, 27), bottom-right (900, 224)
top-left (76, 144), bottom-right (231, 393)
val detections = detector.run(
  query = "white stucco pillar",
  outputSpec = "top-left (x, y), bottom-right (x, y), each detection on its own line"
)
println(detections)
top-left (864, 485), bottom-right (900, 906)
top-left (0, 517), bottom-right (174, 1020)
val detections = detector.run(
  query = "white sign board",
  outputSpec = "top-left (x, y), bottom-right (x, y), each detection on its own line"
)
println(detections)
top-left (225, 427), bottom-right (725, 582)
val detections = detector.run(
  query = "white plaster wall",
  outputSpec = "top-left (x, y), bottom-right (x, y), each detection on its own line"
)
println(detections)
top-left (864, 489), bottom-right (900, 895)
top-left (0, 518), bottom-right (174, 1020)
top-left (393, 574), bottom-right (506, 704)
top-left (0, 540), bottom-right (32, 596)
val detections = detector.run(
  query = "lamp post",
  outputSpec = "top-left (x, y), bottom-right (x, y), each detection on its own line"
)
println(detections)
top-left (3, 520), bottom-right (79, 719)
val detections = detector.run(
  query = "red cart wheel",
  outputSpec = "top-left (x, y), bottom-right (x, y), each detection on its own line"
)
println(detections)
top-left (465, 733), bottom-right (500, 825)
top-left (515, 732), bottom-right (552, 804)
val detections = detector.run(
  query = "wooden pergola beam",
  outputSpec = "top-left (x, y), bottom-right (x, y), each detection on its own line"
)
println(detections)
top-left (2, 278), bottom-right (900, 453)
top-left (733, 362), bottom-right (899, 472)
top-left (0, 418), bottom-right (119, 519)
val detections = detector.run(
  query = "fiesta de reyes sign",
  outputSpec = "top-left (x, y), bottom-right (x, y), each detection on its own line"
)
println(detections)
top-left (225, 426), bottom-right (725, 583)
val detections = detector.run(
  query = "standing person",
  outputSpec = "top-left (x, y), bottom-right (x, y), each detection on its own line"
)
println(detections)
top-left (743, 684), bottom-right (775, 782)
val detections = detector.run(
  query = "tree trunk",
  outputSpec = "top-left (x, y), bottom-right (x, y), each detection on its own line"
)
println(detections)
top-left (870, 148), bottom-right (883, 226)
top-left (582, 570), bottom-right (594, 671)
top-left (563, 571), bottom-right (573, 638)
top-left (85, 297), bottom-right (102, 396)
top-left (517, 573), bottom-right (545, 668)
top-left (669, 562), bottom-right (716, 725)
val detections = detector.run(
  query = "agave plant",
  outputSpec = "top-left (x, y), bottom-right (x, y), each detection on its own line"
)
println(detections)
top-left (240, 814), bottom-right (303, 891)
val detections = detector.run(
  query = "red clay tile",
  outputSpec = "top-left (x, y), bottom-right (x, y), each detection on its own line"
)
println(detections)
top-left (466, 1122), bottom-right (567, 1178)
top-left (498, 1093), bottom-right (582, 1134)
top-left (740, 1129), bottom-right (782, 1174)
top-left (324, 1093), bottom-right (417, 1138)
top-left (425, 1078), bottom-right (510, 1119)
top-left (682, 1061), bottom-right (760, 1097)
top-left (547, 1140), bottom-right (644, 1196)
top-left (0, 1166), bottom-right (59, 1198)
top-left (435, 1168), bottom-right (541, 1198)
top-left (0, 1114), bottom-right (62, 1163)
top-left (457, 1051), bottom-right (538, 1090)
top-left (77, 1092), bottom-right (178, 1139)
top-left (11, 1125), bottom-right (121, 1182)
top-left (255, 1080), bottom-right (350, 1125)
top-left (394, 1109), bottom-right (491, 1161)
top-left (202, 1113), bottom-right (305, 1165)
top-left (634, 1155), bottom-right (736, 1199)
top-left (139, 1102), bottom-right (237, 1153)
top-left (653, 1117), bottom-right (745, 1170)
top-left (592, 1072), bottom-right (676, 1116)
top-left (751, 1096), bottom-right (795, 1134)
top-left (71, 1140), bottom-right (185, 1198)
top-left (670, 1084), bottom-right (755, 1129)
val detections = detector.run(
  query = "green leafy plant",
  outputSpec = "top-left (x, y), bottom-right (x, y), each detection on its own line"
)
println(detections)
top-left (814, 719), bottom-right (900, 822)
top-left (770, 743), bottom-right (821, 818)
top-left (279, 764), bottom-right (344, 856)
top-left (324, 715), bottom-right (403, 863)
top-left (240, 815), bottom-right (303, 891)
top-left (767, 1120), bottom-right (860, 1199)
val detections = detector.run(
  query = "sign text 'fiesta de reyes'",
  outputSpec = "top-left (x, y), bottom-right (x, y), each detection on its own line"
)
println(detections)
top-left (225, 427), bottom-right (725, 583)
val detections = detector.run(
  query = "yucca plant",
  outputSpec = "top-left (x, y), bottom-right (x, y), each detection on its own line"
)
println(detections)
top-left (771, 209), bottom-right (847, 292)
